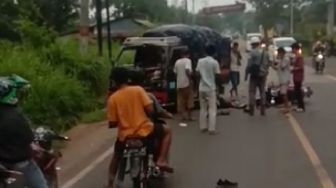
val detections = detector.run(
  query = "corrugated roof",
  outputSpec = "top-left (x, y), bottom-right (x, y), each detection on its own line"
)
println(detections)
top-left (134, 19), bottom-right (154, 28)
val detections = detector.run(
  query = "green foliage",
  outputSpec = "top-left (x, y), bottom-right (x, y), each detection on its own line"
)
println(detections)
top-left (80, 109), bottom-right (106, 123)
top-left (0, 0), bottom-right (21, 40)
top-left (16, 19), bottom-right (57, 48)
top-left (117, 49), bottom-right (136, 65)
top-left (0, 0), bottom-right (77, 41)
top-left (0, 46), bottom-right (92, 130)
top-left (41, 39), bottom-right (111, 96)
top-left (111, 0), bottom-right (170, 21)
top-left (0, 38), bottom-right (111, 131)
top-left (34, 0), bottom-right (78, 32)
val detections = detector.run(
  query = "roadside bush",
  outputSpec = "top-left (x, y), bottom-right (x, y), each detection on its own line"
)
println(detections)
top-left (0, 46), bottom-right (95, 131)
top-left (41, 39), bottom-right (111, 96)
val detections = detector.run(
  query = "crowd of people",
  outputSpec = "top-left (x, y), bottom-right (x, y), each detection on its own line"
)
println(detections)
top-left (173, 36), bottom-right (306, 133)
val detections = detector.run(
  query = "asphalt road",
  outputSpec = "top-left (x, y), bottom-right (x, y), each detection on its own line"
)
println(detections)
top-left (308, 56), bottom-right (336, 77)
top-left (58, 54), bottom-right (336, 188)
top-left (326, 56), bottom-right (336, 76)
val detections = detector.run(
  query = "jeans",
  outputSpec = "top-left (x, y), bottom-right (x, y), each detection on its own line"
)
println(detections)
top-left (248, 77), bottom-right (266, 114)
top-left (294, 81), bottom-right (305, 110)
top-left (199, 90), bottom-right (217, 131)
top-left (14, 160), bottom-right (48, 188)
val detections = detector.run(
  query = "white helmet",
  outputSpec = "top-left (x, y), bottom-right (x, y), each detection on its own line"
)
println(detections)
top-left (250, 36), bottom-right (261, 44)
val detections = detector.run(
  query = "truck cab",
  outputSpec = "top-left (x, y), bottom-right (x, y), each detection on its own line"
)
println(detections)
top-left (113, 36), bottom-right (188, 111)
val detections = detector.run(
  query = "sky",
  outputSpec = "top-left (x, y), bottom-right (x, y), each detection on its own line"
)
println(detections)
top-left (89, 0), bottom-right (252, 20)
top-left (168, 0), bottom-right (252, 13)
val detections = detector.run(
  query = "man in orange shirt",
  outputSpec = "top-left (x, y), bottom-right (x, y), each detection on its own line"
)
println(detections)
top-left (107, 67), bottom-right (172, 187)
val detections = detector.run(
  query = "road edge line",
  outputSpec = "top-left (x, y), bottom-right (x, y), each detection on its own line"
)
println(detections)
top-left (60, 145), bottom-right (115, 188)
top-left (326, 75), bottom-right (336, 82)
top-left (287, 114), bottom-right (335, 188)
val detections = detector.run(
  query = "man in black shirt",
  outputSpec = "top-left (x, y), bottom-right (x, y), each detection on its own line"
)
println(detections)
top-left (0, 75), bottom-right (48, 188)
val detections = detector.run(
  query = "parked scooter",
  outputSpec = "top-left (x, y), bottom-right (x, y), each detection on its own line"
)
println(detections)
top-left (266, 83), bottom-right (313, 106)
top-left (33, 126), bottom-right (70, 188)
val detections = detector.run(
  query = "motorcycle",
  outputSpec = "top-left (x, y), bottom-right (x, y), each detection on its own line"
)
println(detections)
top-left (33, 126), bottom-right (70, 188)
top-left (0, 164), bottom-right (22, 188)
top-left (266, 83), bottom-right (313, 106)
top-left (115, 126), bottom-right (168, 188)
top-left (313, 51), bottom-right (326, 74)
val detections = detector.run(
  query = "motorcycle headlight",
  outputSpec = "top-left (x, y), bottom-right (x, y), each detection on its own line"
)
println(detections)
top-left (271, 99), bottom-right (275, 104)
top-left (299, 49), bottom-right (302, 55)
top-left (317, 54), bottom-right (323, 59)
top-left (274, 50), bottom-right (278, 57)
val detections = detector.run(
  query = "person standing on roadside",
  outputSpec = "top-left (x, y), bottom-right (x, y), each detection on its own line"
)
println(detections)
top-left (245, 37), bottom-right (271, 116)
top-left (174, 49), bottom-right (194, 123)
top-left (196, 45), bottom-right (221, 135)
top-left (291, 42), bottom-right (305, 112)
top-left (230, 42), bottom-right (242, 103)
top-left (273, 47), bottom-right (291, 114)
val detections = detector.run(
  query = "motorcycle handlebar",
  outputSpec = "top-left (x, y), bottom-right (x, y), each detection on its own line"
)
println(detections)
top-left (54, 135), bottom-right (70, 141)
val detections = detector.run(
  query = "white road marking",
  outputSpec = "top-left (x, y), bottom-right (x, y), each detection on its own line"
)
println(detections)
top-left (60, 145), bottom-right (115, 188)
top-left (287, 114), bottom-right (335, 188)
top-left (326, 74), bottom-right (336, 82)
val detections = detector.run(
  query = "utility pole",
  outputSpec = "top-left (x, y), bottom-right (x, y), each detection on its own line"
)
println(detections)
top-left (290, 0), bottom-right (294, 36)
top-left (96, 0), bottom-right (103, 56)
top-left (184, 0), bottom-right (188, 23)
top-left (192, 0), bottom-right (196, 24)
top-left (80, 0), bottom-right (90, 54)
top-left (105, 0), bottom-right (112, 60)
top-left (327, 0), bottom-right (335, 36)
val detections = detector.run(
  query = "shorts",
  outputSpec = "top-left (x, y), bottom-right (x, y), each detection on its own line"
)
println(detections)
top-left (279, 84), bottom-right (288, 95)
top-left (114, 123), bottom-right (165, 156)
top-left (230, 71), bottom-right (240, 88)
top-left (177, 86), bottom-right (194, 112)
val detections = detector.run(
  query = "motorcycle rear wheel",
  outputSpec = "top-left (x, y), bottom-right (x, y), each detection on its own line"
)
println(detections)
top-left (45, 174), bottom-right (58, 188)
top-left (132, 176), bottom-right (146, 188)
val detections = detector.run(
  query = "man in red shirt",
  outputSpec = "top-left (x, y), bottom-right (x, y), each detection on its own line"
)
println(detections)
top-left (291, 43), bottom-right (305, 112)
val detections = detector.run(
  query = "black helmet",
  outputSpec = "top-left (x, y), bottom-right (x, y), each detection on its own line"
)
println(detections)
top-left (128, 69), bottom-right (146, 85)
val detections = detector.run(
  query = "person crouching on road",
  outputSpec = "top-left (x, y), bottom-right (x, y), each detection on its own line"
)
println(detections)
top-left (245, 37), bottom-right (271, 116)
top-left (196, 45), bottom-right (221, 135)
top-left (273, 47), bottom-right (291, 114)
top-left (291, 42), bottom-right (305, 112)
top-left (174, 49), bottom-right (194, 123)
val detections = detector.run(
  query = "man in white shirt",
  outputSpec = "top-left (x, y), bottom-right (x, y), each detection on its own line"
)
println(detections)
top-left (196, 45), bottom-right (221, 135)
top-left (230, 42), bottom-right (242, 102)
top-left (273, 47), bottom-right (291, 113)
top-left (174, 49), bottom-right (193, 121)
